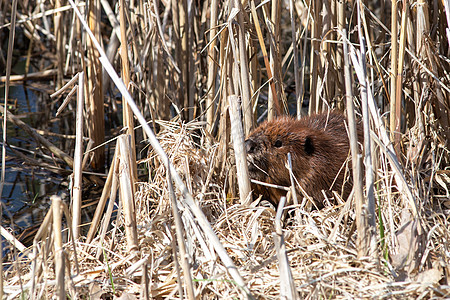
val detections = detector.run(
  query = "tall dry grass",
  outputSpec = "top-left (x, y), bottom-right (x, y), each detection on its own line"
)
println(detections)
top-left (1, 0), bottom-right (449, 298)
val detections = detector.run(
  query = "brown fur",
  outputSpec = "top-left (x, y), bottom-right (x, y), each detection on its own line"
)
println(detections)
top-left (245, 112), bottom-right (355, 207)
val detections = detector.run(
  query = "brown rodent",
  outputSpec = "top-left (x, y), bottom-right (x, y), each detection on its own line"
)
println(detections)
top-left (245, 112), bottom-right (356, 208)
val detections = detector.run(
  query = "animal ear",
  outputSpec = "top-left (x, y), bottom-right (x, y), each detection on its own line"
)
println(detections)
top-left (304, 136), bottom-right (314, 155)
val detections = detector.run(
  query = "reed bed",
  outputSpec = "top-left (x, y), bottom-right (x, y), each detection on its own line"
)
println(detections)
top-left (1, 0), bottom-right (450, 298)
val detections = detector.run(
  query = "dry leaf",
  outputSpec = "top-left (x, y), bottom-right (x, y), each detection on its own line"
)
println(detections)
top-left (391, 210), bottom-right (425, 280)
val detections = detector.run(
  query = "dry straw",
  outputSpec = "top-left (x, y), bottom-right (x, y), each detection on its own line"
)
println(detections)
top-left (1, 0), bottom-right (450, 298)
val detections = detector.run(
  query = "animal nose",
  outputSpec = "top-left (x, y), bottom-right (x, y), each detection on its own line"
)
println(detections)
top-left (245, 139), bottom-right (257, 154)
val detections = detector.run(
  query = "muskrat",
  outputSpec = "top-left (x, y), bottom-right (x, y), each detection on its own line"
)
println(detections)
top-left (245, 112), bottom-right (356, 208)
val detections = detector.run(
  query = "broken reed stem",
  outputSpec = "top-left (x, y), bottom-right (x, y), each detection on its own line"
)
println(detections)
top-left (117, 135), bottom-right (138, 252)
top-left (228, 95), bottom-right (252, 206)
top-left (167, 158), bottom-right (195, 300)
top-left (235, 0), bottom-right (253, 136)
top-left (72, 71), bottom-right (84, 240)
top-left (51, 195), bottom-right (65, 299)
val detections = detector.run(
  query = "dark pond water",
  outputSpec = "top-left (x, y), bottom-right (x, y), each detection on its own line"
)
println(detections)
top-left (1, 79), bottom-right (71, 250)
top-left (0, 54), bottom-right (123, 264)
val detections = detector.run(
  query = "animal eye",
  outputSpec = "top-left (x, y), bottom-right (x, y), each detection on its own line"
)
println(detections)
top-left (304, 136), bottom-right (314, 155)
top-left (274, 140), bottom-right (282, 148)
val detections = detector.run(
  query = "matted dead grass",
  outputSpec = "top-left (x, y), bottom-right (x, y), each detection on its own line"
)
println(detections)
top-left (5, 119), bottom-right (448, 299)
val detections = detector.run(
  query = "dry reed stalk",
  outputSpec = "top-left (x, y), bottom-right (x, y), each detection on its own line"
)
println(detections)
top-left (228, 95), bottom-right (252, 205)
top-left (51, 195), bottom-right (65, 299)
top-left (187, 0), bottom-right (196, 121)
top-left (273, 196), bottom-right (298, 299)
top-left (320, 0), bottom-right (332, 106)
top-left (287, 153), bottom-right (299, 216)
top-left (423, 44), bottom-right (450, 142)
top-left (155, 37), bottom-right (169, 121)
top-left (0, 69), bottom-right (58, 82)
top-left (117, 135), bottom-right (139, 252)
top-left (445, 1), bottom-right (450, 48)
top-left (390, 0), bottom-right (398, 143)
top-left (54, 0), bottom-right (64, 88)
top-left (206, 0), bottom-right (219, 132)
top-left (95, 154), bottom-right (119, 259)
top-left (298, 8), bottom-right (309, 119)
top-left (345, 33), bottom-right (418, 219)
top-left (141, 262), bottom-right (150, 300)
top-left (81, 139), bottom-right (95, 170)
top-left (0, 105), bottom-right (74, 167)
top-left (171, 0), bottom-right (182, 117)
top-left (268, 0), bottom-right (282, 119)
top-left (216, 29), bottom-right (230, 174)
top-left (60, 201), bottom-right (80, 276)
top-left (119, 0), bottom-right (138, 183)
top-left (289, 0), bottom-right (300, 119)
top-left (248, 31), bottom-right (259, 117)
top-left (87, 0), bottom-right (105, 171)
top-left (336, 0), bottom-right (345, 107)
top-left (52, 72), bottom-right (79, 101)
top-left (250, 0), bottom-right (281, 120)
top-left (342, 29), bottom-right (364, 256)
top-left (0, 2), bottom-right (18, 295)
top-left (309, 0), bottom-right (320, 114)
top-left (357, 2), bottom-right (377, 259)
top-left (0, 227), bottom-right (28, 257)
top-left (394, 0), bottom-right (408, 153)
top-left (1, 0), bottom-right (17, 203)
top-left (86, 153), bottom-right (116, 243)
top-left (4, 0), bottom-right (450, 298)
top-left (30, 208), bottom-right (53, 299)
top-left (179, 0), bottom-right (190, 120)
top-left (235, 0), bottom-right (253, 136)
top-left (72, 72), bottom-right (84, 240)
top-left (167, 158), bottom-right (195, 300)
top-left (357, 6), bottom-right (390, 112)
